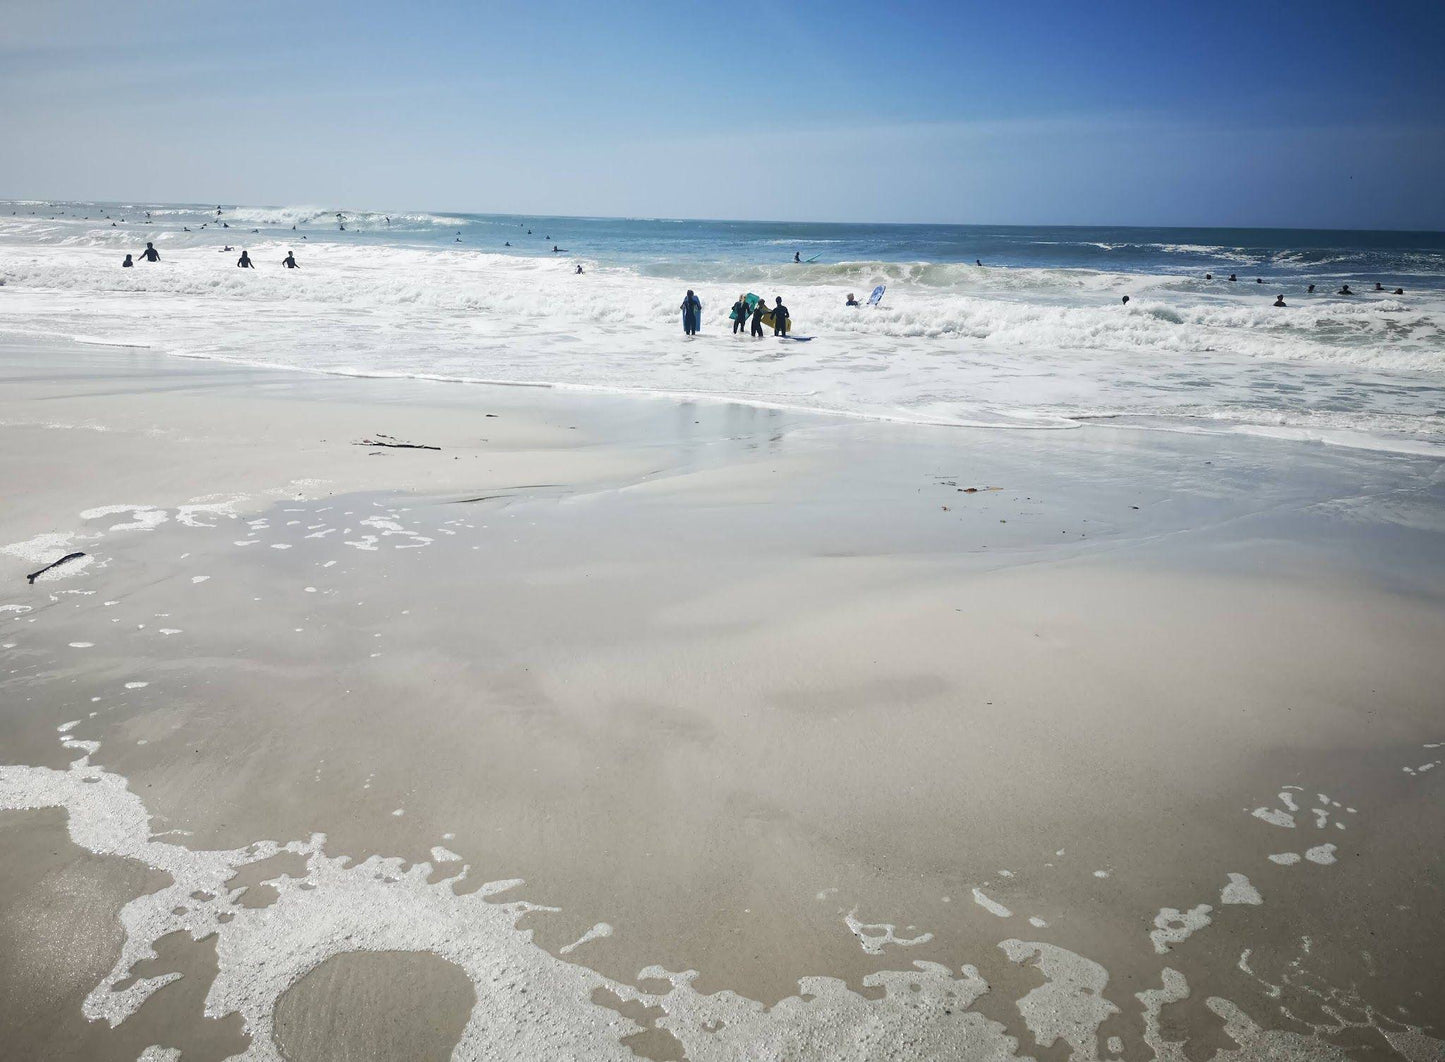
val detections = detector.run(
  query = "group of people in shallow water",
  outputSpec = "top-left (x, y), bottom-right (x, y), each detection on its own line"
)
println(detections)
top-left (679, 292), bottom-right (791, 337)
top-left (122, 242), bottom-right (300, 270)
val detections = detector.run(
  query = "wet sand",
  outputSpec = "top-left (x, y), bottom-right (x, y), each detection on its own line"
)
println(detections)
top-left (1, 338), bottom-right (1443, 1061)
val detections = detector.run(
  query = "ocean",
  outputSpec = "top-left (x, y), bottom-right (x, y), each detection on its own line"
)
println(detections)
top-left (2, 199), bottom-right (1442, 452)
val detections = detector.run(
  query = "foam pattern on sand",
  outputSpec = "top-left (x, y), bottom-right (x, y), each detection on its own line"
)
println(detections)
top-left (3, 719), bottom-right (1439, 1062)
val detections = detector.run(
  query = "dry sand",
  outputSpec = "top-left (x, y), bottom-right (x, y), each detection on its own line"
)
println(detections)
top-left (1, 338), bottom-right (1443, 1061)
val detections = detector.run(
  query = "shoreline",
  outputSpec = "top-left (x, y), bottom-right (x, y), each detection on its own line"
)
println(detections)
top-left (2, 337), bottom-right (1444, 1060)
top-left (9, 328), bottom-right (1444, 460)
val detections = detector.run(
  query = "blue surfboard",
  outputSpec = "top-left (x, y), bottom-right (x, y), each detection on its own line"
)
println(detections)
top-left (867, 284), bottom-right (886, 307)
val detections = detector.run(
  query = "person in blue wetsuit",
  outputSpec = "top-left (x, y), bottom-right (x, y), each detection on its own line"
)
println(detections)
top-left (681, 290), bottom-right (701, 335)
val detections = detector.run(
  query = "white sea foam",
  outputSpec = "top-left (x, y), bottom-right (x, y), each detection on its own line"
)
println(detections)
top-left (2, 217), bottom-right (1442, 453)
top-left (1221, 873), bottom-right (1263, 906)
top-left (972, 888), bottom-right (1013, 918)
top-left (1149, 905), bottom-right (1213, 954)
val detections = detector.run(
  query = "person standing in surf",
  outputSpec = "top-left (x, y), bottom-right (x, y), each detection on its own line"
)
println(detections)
top-left (771, 296), bottom-right (790, 336)
top-left (731, 295), bottom-right (749, 335)
top-left (749, 299), bottom-right (765, 338)
top-left (681, 290), bottom-right (701, 336)
top-left (237, 250), bottom-right (255, 269)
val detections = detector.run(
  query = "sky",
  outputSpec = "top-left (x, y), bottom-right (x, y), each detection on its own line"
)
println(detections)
top-left (2, 0), bottom-right (1443, 229)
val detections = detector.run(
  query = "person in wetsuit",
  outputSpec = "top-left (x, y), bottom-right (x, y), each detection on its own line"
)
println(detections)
top-left (1337, 284), bottom-right (1353, 295)
top-left (846, 293), bottom-right (859, 306)
top-left (771, 296), bottom-right (790, 336)
top-left (749, 299), bottom-right (765, 338)
top-left (1273, 295), bottom-right (1286, 307)
top-left (237, 250), bottom-right (255, 268)
top-left (1307, 284), bottom-right (1315, 293)
top-left (282, 252), bottom-right (299, 268)
top-left (1227, 274), bottom-right (1237, 282)
top-left (140, 242), bottom-right (160, 262)
top-left (1122, 295), bottom-right (1130, 305)
top-left (731, 295), bottom-right (749, 334)
top-left (122, 254), bottom-right (134, 267)
top-left (681, 290), bottom-right (701, 335)
top-left (575, 264), bottom-right (584, 274)
top-left (794, 251), bottom-right (801, 263)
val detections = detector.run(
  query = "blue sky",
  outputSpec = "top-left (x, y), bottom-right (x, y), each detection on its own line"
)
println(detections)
top-left (3, 0), bottom-right (1442, 228)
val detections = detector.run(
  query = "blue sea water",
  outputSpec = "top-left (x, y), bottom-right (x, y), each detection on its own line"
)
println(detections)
top-left (9, 200), bottom-right (1444, 288)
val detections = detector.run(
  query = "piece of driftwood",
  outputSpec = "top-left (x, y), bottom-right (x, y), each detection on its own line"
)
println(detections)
top-left (27, 551), bottom-right (86, 584)
top-left (355, 438), bottom-right (441, 451)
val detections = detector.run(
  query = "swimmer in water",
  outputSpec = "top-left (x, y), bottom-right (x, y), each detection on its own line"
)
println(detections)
top-left (1206, 273), bottom-right (1213, 280)
top-left (1122, 295), bottom-right (1130, 305)
top-left (1273, 295), bottom-right (1286, 307)
top-left (1337, 284), bottom-right (1353, 295)
top-left (1375, 283), bottom-right (1384, 291)
top-left (976, 259), bottom-right (983, 267)
top-left (504, 241), bottom-right (511, 247)
top-left (575, 264), bottom-right (584, 274)
top-left (1307, 284), bottom-right (1315, 293)
top-left (282, 252), bottom-right (299, 269)
top-left (794, 251), bottom-right (801, 263)
top-left (1227, 274), bottom-right (1237, 282)
top-left (237, 250), bottom-right (255, 268)
top-left (1394, 287), bottom-right (1405, 295)
top-left (845, 293), bottom-right (859, 307)
top-left (140, 242), bottom-right (160, 262)
top-left (122, 254), bottom-right (133, 267)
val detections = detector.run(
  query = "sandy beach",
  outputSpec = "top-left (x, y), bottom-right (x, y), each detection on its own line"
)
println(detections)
top-left (2, 335), bottom-right (1442, 1060)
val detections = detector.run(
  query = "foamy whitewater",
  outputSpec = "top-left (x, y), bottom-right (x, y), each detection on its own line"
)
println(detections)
top-left (2, 200), bottom-right (1442, 452)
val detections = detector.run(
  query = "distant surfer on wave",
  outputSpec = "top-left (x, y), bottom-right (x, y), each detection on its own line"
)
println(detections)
top-left (681, 290), bottom-right (702, 336)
